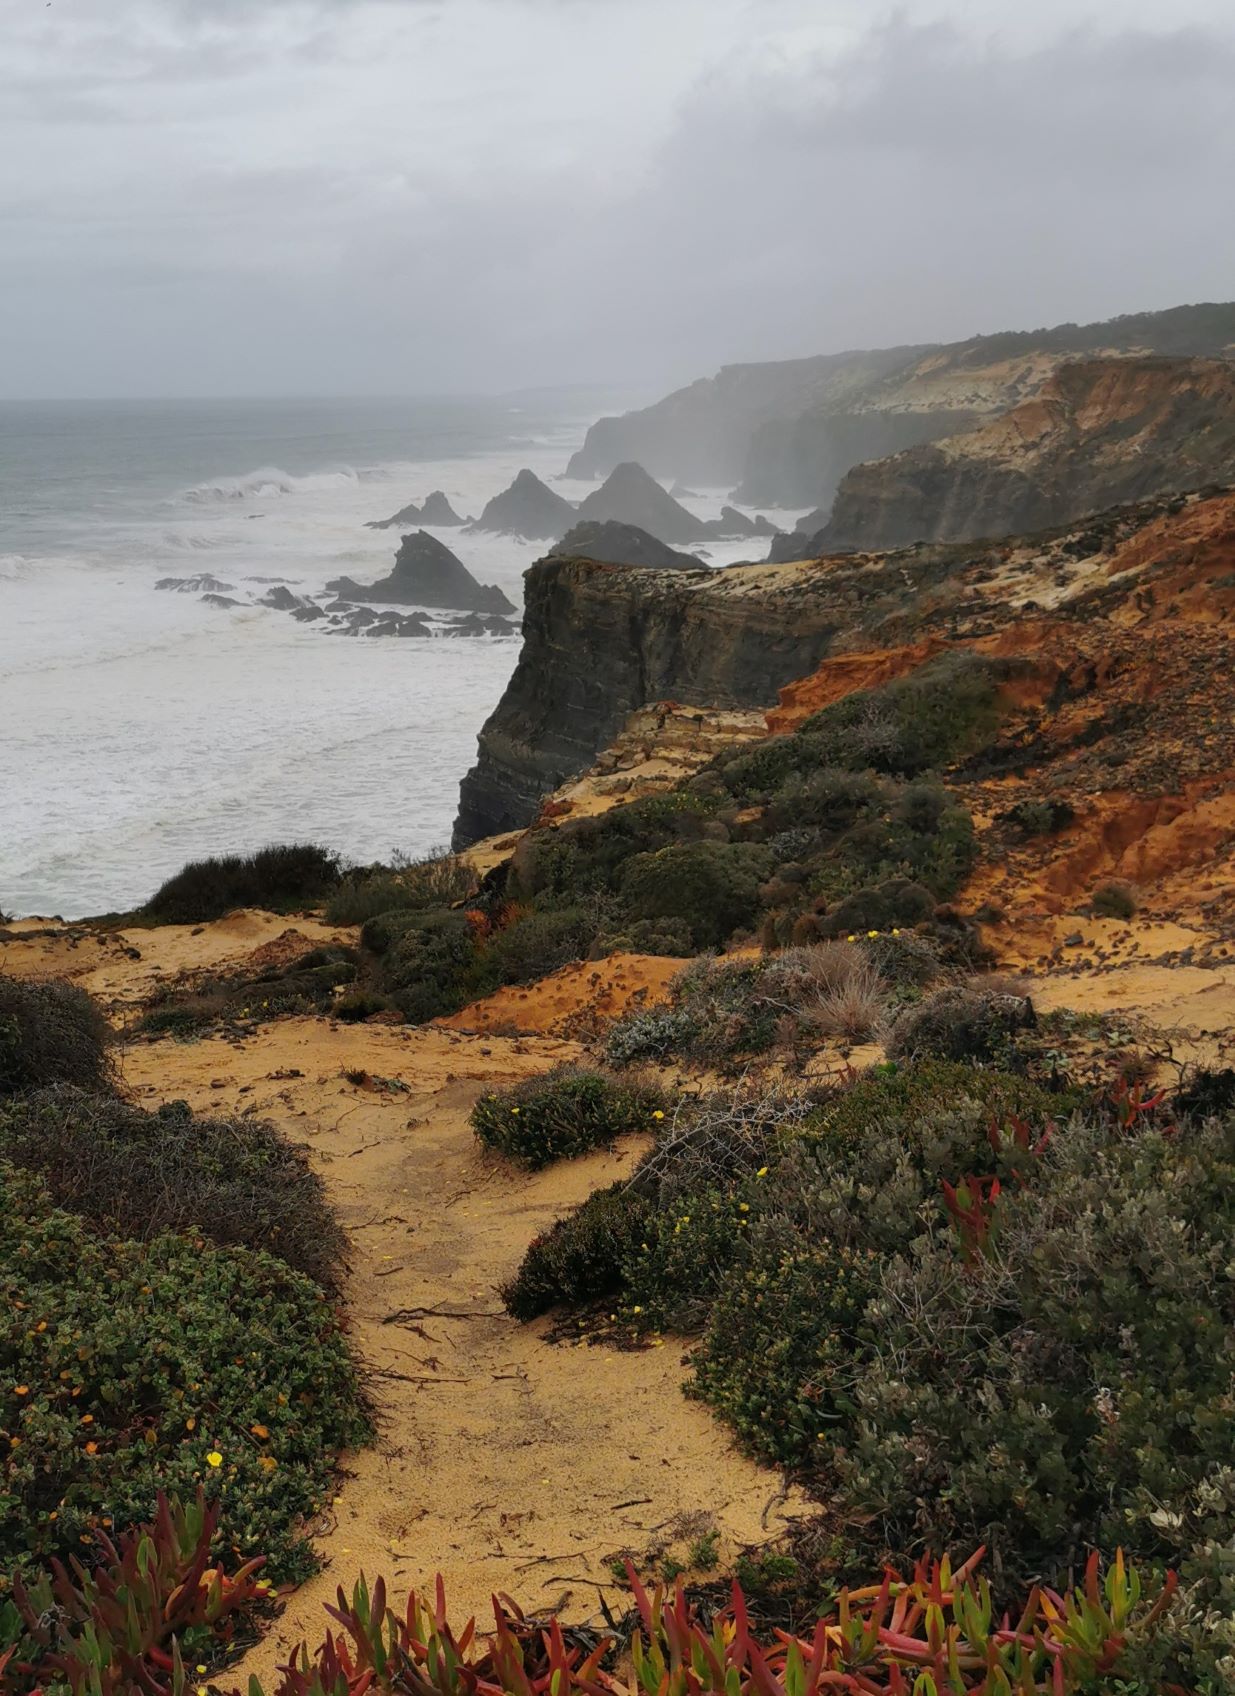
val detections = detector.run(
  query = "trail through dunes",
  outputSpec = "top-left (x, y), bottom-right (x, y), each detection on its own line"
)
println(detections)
top-left (117, 1017), bottom-right (807, 1683)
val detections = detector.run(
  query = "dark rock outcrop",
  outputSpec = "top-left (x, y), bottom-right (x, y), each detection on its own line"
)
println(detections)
top-left (454, 489), bottom-right (1229, 847)
top-left (365, 500), bottom-right (423, 530)
top-left (157, 574), bottom-right (235, 594)
top-left (710, 505), bottom-right (780, 539)
top-left (468, 469), bottom-right (576, 541)
top-left (442, 613), bottom-right (519, 637)
top-left (327, 531), bottom-right (515, 614)
top-left (261, 586), bottom-right (308, 611)
top-left (452, 556), bottom-right (845, 846)
top-left (547, 521), bottom-right (704, 571)
top-left (420, 491), bottom-right (466, 526)
top-left (201, 592), bottom-right (243, 609)
top-left (818, 357), bottom-right (1235, 553)
top-left (574, 462), bottom-right (709, 544)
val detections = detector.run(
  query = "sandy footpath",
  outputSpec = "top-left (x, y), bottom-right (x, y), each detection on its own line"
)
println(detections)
top-left (115, 1017), bottom-right (806, 1681)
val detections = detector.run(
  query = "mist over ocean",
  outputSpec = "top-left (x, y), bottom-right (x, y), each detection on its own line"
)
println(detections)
top-left (0, 393), bottom-right (765, 919)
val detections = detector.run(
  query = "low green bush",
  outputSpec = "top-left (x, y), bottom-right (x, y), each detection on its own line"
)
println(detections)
top-left (0, 1087), bottom-right (347, 1294)
top-left (0, 977), bottom-right (114, 1099)
top-left (0, 1160), bottom-right (370, 1583)
top-left (379, 907), bottom-right (478, 1023)
top-left (886, 985), bottom-right (1038, 1066)
top-left (326, 851), bottom-right (475, 926)
top-left (143, 844), bottom-right (341, 924)
top-left (135, 945), bottom-right (359, 1039)
top-left (1092, 878), bottom-right (1139, 920)
top-left (810, 1058), bottom-right (1074, 1155)
top-left (793, 650), bottom-right (1006, 777)
top-left (472, 1067), bottom-right (666, 1169)
top-left (480, 906), bottom-right (597, 984)
top-left (619, 842), bottom-right (773, 950)
top-left (500, 1180), bottom-right (655, 1320)
top-left (677, 1093), bottom-right (1235, 1690)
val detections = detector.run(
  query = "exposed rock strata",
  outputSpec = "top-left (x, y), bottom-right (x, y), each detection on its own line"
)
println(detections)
top-left (814, 357), bottom-right (1235, 553)
top-left (570, 302), bottom-right (1235, 507)
top-left (453, 489), bottom-right (1235, 848)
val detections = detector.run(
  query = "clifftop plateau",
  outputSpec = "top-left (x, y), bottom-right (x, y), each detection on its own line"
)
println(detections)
top-left (568, 301), bottom-right (1235, 510)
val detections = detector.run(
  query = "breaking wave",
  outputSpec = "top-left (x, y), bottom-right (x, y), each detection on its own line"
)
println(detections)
top-left (182, 465), bottom-right (363, 504)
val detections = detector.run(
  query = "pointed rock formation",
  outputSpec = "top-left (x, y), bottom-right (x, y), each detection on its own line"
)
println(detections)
top-left (420, 491), bottom-right (466, 526)
top-left (327, 531), bottom-right (516, 615)
top-left (469, 469), bottom-right (576, 540)
top-left (707, 505), bottom-right (781, 539)
top-left (547, 521), bottom-right (704, 571)
top-left (365, 500), bottom-right (424, 530)
top-left (574, 461), bottom-right (709, 544)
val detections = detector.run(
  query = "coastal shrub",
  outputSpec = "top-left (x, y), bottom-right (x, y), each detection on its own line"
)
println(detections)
top-left (0, 1086), bottom-right (347, 1293)
top-left (481, 905), bottom-right (597, 984)
top-left (603, 1007), bottom-right (699, 1067)
top-left (135, 945), bottom-right (359, 1038)
top-left (0, 976), bottom-right (114, 1099)
top-left (1092, 877), bottom-right (1139, 920)
top-left (618, 842), bottom-right (772, 949)
top-left (816, 1117), bottom-right (1234, 1686)
top-left (0, 1160), bottom-right (370, 1583)
top-left (793, 650), bottom-right (1005, 776)
top-left (326, 850), bottom-right (475, 926)
top-left (333, 990), bottom-right (396, 1023)
top-left (508, 792), bottom-right (724, 907)
top-left (143, 843), bottom-right (341, 924)
top-left (378, 907), bottom-right (478, 1023)
top-left (472, 1067), bottom-right (666, 1170)
top-left (500, 1180), bottom-right (655, 1320)
top-left (886, 985), bottom-right (1037, 1066)
top-left (619, 1188), bottom-right (757, 1332)
top-left (677, 1099), bottom-right (1235, 1693)
top-left (1001, 796), bottom-right (1075, 837)
top-left (811, 1058), bottom-right (1073, 1156)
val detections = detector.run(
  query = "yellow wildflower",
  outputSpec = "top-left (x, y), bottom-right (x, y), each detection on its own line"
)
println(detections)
top-left (756, 1166), bottom-right (769, 1178)
top-left (205, 1451), bottom-right (223, 1469)
top-left (652, 1110), bottom-right (665, 1120)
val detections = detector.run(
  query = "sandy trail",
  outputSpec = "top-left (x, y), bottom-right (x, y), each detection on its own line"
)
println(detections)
top-left (118, 1017), bottom-right (806, 1682)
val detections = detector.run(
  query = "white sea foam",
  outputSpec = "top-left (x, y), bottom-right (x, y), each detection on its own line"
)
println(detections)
top-left (0, 399), bottom-right (792, 919)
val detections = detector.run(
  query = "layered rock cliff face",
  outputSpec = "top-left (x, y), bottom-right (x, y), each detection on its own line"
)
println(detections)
top-left (815, 356), bottom-right (1235, 553)
top-left (570, 302), bottom-right (1235, 508)
top-left (452, 556), bottom-right (846, 846)
top-left (453, 487), bottom-right (1226, 847)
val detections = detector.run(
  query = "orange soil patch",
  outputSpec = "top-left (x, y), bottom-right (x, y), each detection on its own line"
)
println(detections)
top-left (435, 952), bottom-right (687, 1038)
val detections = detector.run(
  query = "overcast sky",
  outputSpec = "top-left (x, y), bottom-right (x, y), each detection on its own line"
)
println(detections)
top-left (3, 0), bottom-right (1233, 398)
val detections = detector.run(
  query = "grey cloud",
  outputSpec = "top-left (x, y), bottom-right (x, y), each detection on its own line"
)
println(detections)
top-left (1, 1), bottom-right (1232, 397)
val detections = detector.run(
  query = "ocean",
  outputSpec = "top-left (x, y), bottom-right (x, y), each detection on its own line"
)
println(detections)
top-left (0, 394), bottom-right (780, 919)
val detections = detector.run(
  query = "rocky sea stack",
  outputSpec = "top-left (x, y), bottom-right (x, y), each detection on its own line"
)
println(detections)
top-left (547, 520), bottom-right (703, 571)
top-left (574, 461), bottom-right (709, 544)
top-left (327, 531), bottom-right (515, 614)
top-left (420, 490), bottom-right (466, 526)
top-left (469, 468), bottom-right (576, 540)
top-left (365, 499), bottom-right (423, 530)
